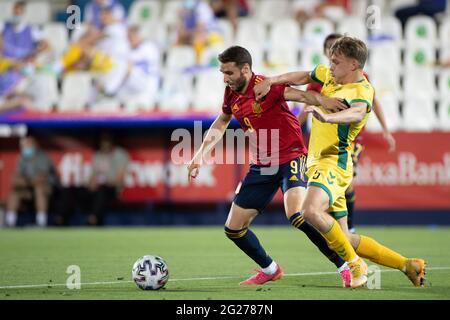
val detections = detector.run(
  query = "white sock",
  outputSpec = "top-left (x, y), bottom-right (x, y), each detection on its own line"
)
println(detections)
top-left (36, 212), bottom-right (47, 227)
top-left (338, 262), bottom-right (348, 273)
top-left (262, 261), bottom-right (278, 275)
top-left (350, 256), bottom-right (360, 264)
top-left (6, 211), bottom-right (17, 227)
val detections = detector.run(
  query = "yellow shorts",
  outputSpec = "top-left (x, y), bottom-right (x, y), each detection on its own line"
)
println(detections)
top-left (306, 162), bottom-right (353, 219)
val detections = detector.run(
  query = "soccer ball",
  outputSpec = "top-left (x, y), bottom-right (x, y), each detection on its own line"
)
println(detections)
top-left (132, 255), bottom-right (169, 290)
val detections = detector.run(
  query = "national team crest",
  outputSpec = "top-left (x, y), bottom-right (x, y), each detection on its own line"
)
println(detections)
top-left (232, 103), bottom-right (240, 113)
top-left (252, 101), bottom-right (263, 117)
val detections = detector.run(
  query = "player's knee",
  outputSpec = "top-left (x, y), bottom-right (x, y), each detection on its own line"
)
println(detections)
top-left (302, 204), bottom-right (318, 222)
top-left (224, 226), bottom-right (248, 240)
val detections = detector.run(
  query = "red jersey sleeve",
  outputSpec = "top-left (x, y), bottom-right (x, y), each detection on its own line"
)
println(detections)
top-left (268, 83), bottom-right (287, 102)
top-left (306, 82), bottom-right (323, 93)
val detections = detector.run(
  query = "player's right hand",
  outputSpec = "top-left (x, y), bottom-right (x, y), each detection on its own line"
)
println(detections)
top-left (254, 78), bottom-right (271, 101)
top-left (187, 160), bottom-right (201, 182)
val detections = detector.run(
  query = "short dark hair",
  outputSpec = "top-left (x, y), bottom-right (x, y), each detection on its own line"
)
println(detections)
top-left (323, 33), bottom-right (342, 54)
top-left (14, 1), bottom-right (26, 8)
top-left (218, 46), bottom-right (252, 69)
top-left (329, 36), bottom-right (368, 68)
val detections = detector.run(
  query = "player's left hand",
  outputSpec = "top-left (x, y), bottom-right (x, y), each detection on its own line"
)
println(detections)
top-left (254, 78), bottom-right (271, 101)
top-left (383, 131), bottom-right (396, 153)
top-left (304, 105), bottom-right (329, 123)
top-left (320, 97), bottom-right (348, 113)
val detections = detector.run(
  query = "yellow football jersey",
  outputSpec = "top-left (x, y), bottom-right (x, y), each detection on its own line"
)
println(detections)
top-left (307, 64), bottom-right (374, 171)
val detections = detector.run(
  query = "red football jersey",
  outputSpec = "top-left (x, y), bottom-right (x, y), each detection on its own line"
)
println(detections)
top-left (306, 71), bottom-right (371, 144)
top-left (222, 73), bottom-right (307, 166)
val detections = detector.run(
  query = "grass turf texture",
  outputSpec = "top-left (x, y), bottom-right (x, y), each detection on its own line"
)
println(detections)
top-left (0, 226), bottom-right (449, 300)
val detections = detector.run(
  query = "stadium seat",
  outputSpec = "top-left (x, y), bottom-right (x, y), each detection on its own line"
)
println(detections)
top-left (199, 44), bottom-right (227, 67)
top-left (370, 67), bottom-right (401, 98)
top-left (216, 19), bottom-right (234, 46)
top-left (235, 18), bottom-right (267, 48)
top-left (404, 44), bottom-right (436, 70)
top-left (403, 68), bottom-right (436, 98)
top-left (192, 69), bottom-right (225, 112)
top-left (303, 18), bottom-right (334, 45)
top-left (370, 16), bottom-right (403, 44)
top-left (254, 0), bottom-right (290, 24)
top-left (128, 0), bottom-right (161, 25)
top-left (231, 41), bottom-right (264, 72)
top-left (299, 45), bottom-right (326, 70)
top-left (0, 1), bottom-right (14, 21)
top-left (158, 73), bottom-right (194, 112)
top-left (388, 0), bottom-right (417, 12)
top-left (438, 69), bottom-right (450, 99)
top-left (440, 47), bottom-right (450, 65)
top-left (39, 23), bottom-right (69, 63)
top-left (91, 97), bottom-right (121, 112)
top-left (27, 73), bottom-right (58, 112)
top-left (350, 0), bottom-right (369, 17)
top-left (139, 22), bottom-right (169, 49)
top-left (266, 45), bottom-right (299, 70)
top-left (25, 1), bottom-right (50, 25)
top-left (405, 15), bottom-right (437, 46)
top-left (58, 72), bottom-right (92, 112)
top-left (123, 92), bottom-right (157, 112)
top-left (161, 0), bottom-right (184, 28)
top-left (268, 19), bottom-right (301, 49)
top-left (364, 93), bottom-right (401, 132)
top-left (337, 17), bottom-right (368, 40)
top-left (438, 98), bottom-right (450, 130)
top-left (402, 94), bottom-right (438, 131)
top-left (439, 20), bottom-right (450, 49)
top-left (370, 42), bottom-right (402, 71)
top-left (165, 46), bottom-right (197, 72)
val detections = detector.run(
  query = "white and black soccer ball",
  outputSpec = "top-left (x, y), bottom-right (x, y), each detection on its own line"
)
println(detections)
top-left (132, 255), bottom-right (169, 290)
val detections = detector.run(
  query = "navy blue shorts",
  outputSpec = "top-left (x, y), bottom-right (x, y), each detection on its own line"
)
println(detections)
top-left (233, 155), bottom-right (308, 213)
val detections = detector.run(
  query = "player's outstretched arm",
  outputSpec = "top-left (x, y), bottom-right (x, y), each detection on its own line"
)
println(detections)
top-left (372, 97), bottom-right (396, 152)
top-left (304, 102), bottom-right (367, 124)
top-left (284, 87), bottom-right (347, 112)
top-left (254, 71), bottom-right (312, 101)
top-left (187, 112), bottom-right (232, 181)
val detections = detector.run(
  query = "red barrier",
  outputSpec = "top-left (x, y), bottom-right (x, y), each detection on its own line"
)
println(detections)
top-left (1, 133), bottom-right (449, 208)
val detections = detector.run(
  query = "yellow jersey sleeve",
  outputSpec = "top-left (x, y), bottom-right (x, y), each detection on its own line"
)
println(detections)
top-left (348, 82), bottom-right (374, 113)
top-left (310, 64), bottom-right (329, 86)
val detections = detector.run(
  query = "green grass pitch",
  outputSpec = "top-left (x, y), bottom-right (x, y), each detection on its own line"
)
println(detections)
top-left (0, 226), bottom-right (449, 300)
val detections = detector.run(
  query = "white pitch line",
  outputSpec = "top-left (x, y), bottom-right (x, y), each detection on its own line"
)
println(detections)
top-left (1, 267), bottom-right (449, 290)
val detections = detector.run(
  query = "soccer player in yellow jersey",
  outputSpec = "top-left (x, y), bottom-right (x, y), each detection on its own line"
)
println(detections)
top-left (254, 36), bottom-right (426, 288)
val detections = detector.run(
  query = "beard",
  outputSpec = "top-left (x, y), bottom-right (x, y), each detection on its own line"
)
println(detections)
top-left (234, 73), bottom-right (247, 92)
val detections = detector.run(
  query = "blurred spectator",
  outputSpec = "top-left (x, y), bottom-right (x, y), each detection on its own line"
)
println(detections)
top-left (209, 0), bottom-right (250, 36)
top-left (176, 0), bottom-right (224, 62)
top-left (5, 136), bottom-right (59, 227)
top-left (86, 131), bottom-right (129, 226)
top-left (0, 1), bottom-right (49, 98)
top-left (84, 0), bottom-right (126, 30)
top-left (395, 0), bottom-right (447, 28)
top-left (293, 0), bottom-right (350, 26)
top-left (115, 25), bottom-right (160, 109)
top-left (55, 7), bottom-right (130, 103)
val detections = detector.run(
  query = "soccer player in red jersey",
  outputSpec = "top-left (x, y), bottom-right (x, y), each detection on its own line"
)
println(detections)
top-left (299, 33), bottom-right (396, 233)
top-left (188, 46), bottom-right (352, 286)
